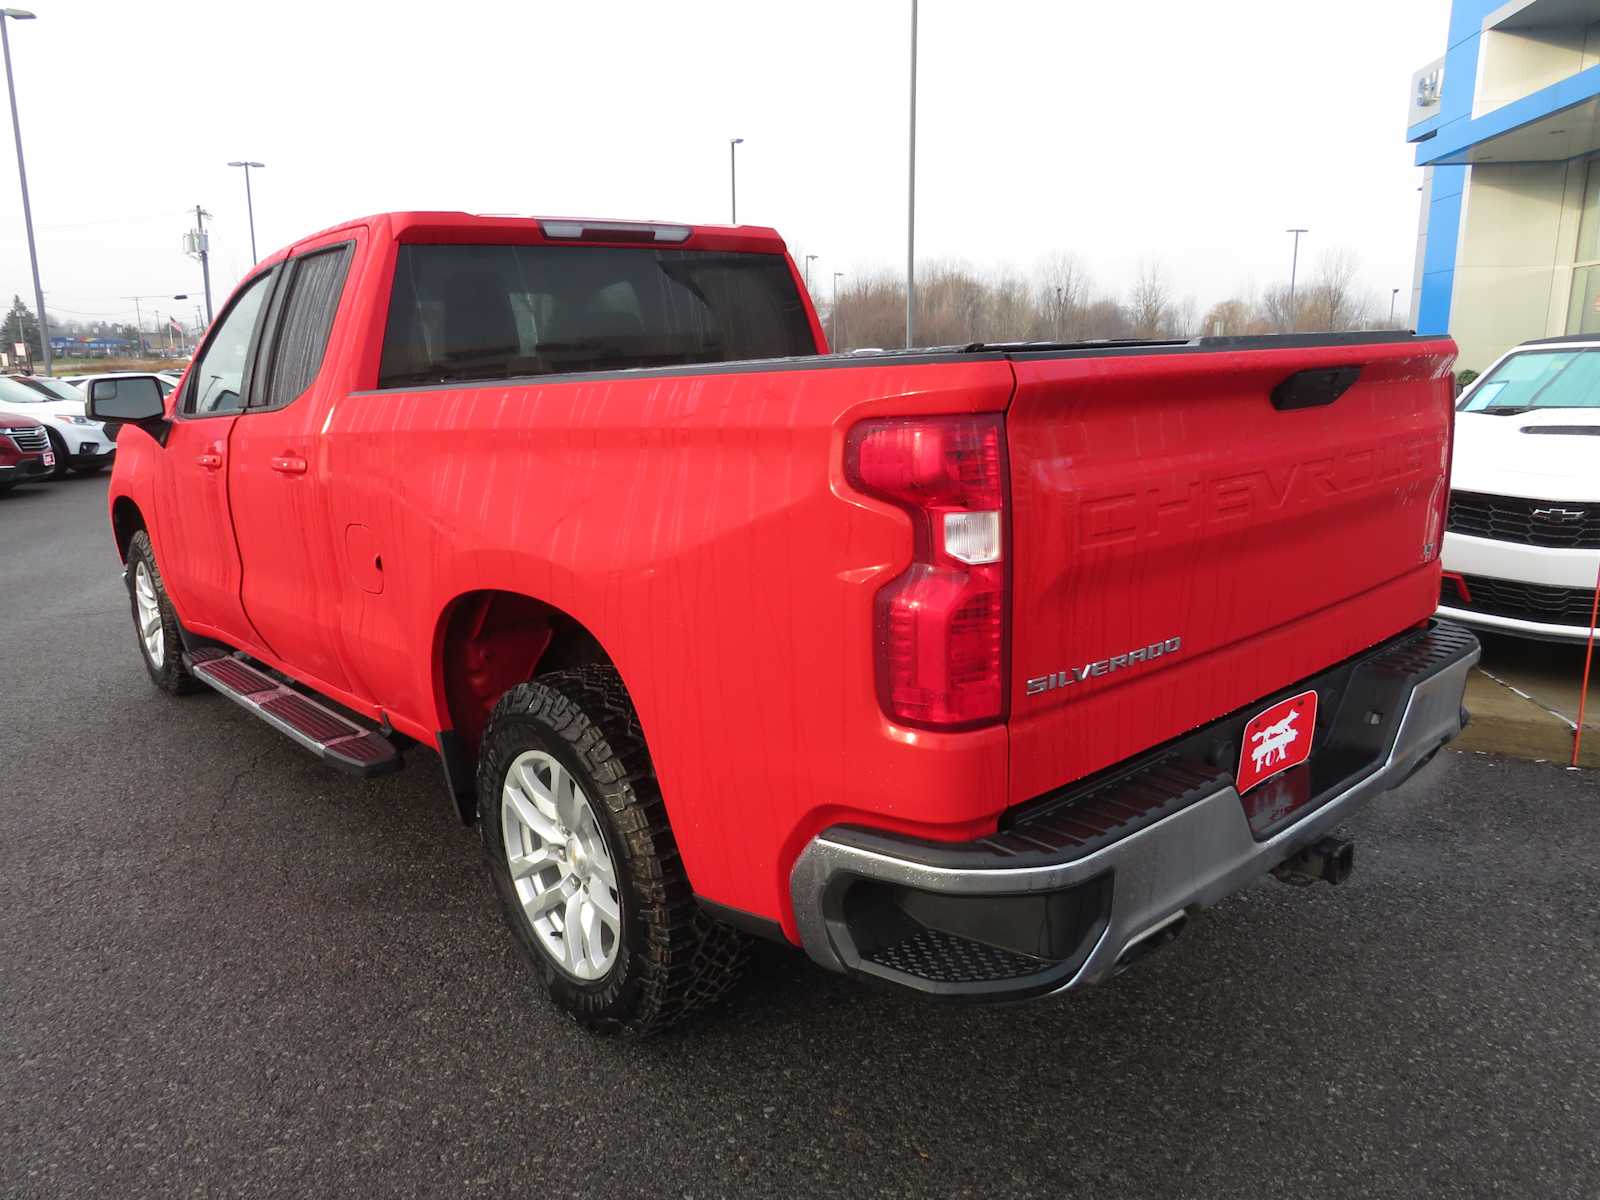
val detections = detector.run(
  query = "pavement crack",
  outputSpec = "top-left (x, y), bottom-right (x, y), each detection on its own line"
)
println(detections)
top-left (209, 744), bottom-right (280, 837)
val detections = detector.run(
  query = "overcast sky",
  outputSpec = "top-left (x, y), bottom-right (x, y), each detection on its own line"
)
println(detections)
top-left (0, 0), bottom-right (1450, 333)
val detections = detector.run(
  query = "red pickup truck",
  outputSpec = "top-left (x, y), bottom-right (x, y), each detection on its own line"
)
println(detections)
top-left (91, 212), bottom-right (1478, 1035)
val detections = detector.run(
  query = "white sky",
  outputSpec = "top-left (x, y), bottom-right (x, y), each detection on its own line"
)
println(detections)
top-left (0, 0), bottom-right (1450, 331)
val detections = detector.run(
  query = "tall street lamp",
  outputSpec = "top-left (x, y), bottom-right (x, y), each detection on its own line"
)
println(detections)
top-left (1390, 287), bottom-right (1401, 327)
top-left (1, 8), bottom-right (50, 373)
top-left (831, 271), bottom-right (844, 350)
top-left (1285, 227), bottom-right (1308, 332)
top-left (227, 160), bottom-right (265, 264)
top-left (804, 253), bottom-right (817, 293)
top-left (729, 137), bottom-right (743, 224)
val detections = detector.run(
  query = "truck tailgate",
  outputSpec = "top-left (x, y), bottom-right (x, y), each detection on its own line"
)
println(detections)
top-left (1004, 337), bottom-right (1458, 806)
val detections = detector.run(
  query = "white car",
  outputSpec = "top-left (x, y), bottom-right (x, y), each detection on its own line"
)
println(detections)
top-left (0, 374), bottom-right (116, 477)
top-left (63, 371), bottom-right (180, 401)
top-left (1439, 335), bottom-right (1600, 644)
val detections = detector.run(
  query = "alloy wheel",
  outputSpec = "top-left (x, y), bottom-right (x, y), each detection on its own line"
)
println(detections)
top-left (133, 561), bottom-right (164, 668)
top-left (500, 749), bottom-right (623, 981)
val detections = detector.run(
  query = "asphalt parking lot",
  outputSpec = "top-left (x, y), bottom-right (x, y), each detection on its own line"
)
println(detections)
top-left (3, 475), bottom-right (1599, 1199)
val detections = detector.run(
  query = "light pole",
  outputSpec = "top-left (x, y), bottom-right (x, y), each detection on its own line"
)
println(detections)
top-left (831, 271), bottom-right (844, 349)
top-left (905, 0), bottom-right (918, 348)
top-left (1, 9), bottom-right (50, 373)
top-left (1390, 287), bottom-right (1400, 327)
top-left (729, 137), bottom-right (743, 224)
top-left (804, 253), bottom-right (817, 293)
top-left (1285, 227), bottom-right (1308, 332)
top-left (227, 160), bottom-right (265, 264)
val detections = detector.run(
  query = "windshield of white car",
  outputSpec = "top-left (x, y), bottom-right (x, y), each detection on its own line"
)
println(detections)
top-left (0, 376), bottom-right (45, 404)
top-left (1460, 348), bottom-right (1600, 412)
top-left (12, 375), bottom-right (82, 402)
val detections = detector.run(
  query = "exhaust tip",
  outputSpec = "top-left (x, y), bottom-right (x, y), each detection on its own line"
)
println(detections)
top-left (1113, 910), bottom-right (1188, 975)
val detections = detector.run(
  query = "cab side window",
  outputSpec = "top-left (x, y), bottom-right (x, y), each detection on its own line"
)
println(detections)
top-left (253, 244), bottom-right (352, 410)
top-left (183, 271), bottom-right (273, 415)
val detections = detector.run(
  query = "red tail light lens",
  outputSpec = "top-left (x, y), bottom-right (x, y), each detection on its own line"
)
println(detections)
top-left (845, 415), bottom-right (1008, 729)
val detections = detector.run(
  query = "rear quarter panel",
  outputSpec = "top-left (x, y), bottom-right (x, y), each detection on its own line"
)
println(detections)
top-left (325, 359), bottom-right (1016, 933)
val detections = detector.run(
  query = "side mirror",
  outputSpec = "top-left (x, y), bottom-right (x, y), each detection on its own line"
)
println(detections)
top-left (86, 375), bottom-right (166, 423)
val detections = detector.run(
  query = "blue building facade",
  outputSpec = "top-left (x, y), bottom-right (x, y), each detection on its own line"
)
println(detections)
top-left (1409, 0), bottom-right (1600, 371)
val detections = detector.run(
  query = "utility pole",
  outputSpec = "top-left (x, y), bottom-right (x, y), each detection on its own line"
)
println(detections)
top-left (187, 204), bottom-right (214, 322)
top-left (905, 0), bottom-right (918, 349)
top-left (832, 271), bottom-right (844, 350)
top-left (128, 295), bottom-right (145, 355)
top-left (729, 137), bottom-right (743, 224)
top-left (1, 9), bottom-right (51, 373)
top-left (1285, 227), bottom-right (1308, 332)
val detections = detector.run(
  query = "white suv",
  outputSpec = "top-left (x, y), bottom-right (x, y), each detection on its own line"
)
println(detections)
top-left (0, 375), bottom-right (116, 477)
top-left (1439, 335), bottom-right (1600, 644)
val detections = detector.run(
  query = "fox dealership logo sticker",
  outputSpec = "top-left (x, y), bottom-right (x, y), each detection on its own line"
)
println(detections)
top-left (1026, 636), bottom-right (1183, 695)
top-left (1237, 690), bottom-right (1318, 793)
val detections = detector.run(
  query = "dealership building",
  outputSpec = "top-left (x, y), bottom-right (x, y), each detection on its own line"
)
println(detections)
top-left (1410, 0), bottom-right (1600, 372)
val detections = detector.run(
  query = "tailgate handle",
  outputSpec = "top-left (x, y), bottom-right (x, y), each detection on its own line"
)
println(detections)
top-left (1271, 366), bottom-right (1361, 411)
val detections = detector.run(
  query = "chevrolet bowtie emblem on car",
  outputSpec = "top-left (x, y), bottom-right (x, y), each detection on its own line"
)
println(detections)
top-left (1532, 507), bottom-right (1587, 522)
top-left (1026, 636), bottom-right (1183, 695)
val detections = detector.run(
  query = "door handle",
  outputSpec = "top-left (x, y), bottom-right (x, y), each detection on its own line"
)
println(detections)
top-left (195, 452), bottom-right (222, 469)
top-left (271, 455), bottom-right (308, 475)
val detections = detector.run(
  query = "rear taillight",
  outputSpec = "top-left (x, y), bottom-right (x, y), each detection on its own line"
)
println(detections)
top-left (845, 414), bottom-right (1008, 729)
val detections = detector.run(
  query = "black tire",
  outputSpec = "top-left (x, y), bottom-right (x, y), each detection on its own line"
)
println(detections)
top-left (125, 529), bottom-right (199, 694)
top-left (71, 462), bottom-right (107, 475)
top-left (477, 666), bottom-right (749, 1036)
top-left (44, 429), bottom-right (69, 478)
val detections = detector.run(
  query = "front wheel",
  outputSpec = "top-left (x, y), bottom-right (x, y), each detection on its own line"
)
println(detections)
top-left (44, 429), bottom-right (69, 478)
top-left (125, 530), bottom-right (198, 694)
top-left (477, 666), bottom-right (748, 1036)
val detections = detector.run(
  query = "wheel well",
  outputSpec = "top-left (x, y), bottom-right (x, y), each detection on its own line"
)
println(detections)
top-left (111, 497), bottom-right (145, 561)
top-left (438, 590), bottom-right (610, 753)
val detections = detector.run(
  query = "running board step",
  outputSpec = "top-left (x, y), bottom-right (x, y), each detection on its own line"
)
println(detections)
top-left (187, 649), bottom-right (402, 777)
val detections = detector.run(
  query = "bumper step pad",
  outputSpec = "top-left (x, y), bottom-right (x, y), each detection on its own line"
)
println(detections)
top-left (187, 649), bottom-right (402, 777)
top-left (865, 927), bottom-right (1050, 985)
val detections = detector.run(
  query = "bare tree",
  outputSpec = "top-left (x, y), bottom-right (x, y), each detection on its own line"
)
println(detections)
top-left (1128, 261), bottom-right (1171, 338)
top-left (1034, 251), bottom-right (1090, 340)
top-left (1260, 282), bottom-right (1296, 332)
top-left (1299, 249), bottom-right (1372, 332)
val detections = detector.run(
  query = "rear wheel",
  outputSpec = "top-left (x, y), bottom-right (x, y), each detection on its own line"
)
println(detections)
top-left (126, 530), bottom-right (198, 694)
top-left (477, 666), bottom-right (749, 1036)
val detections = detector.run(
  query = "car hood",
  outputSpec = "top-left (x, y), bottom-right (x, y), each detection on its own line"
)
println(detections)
top-left (0, 409), bottom-right (43, 428)
top-left (30, 396), bottom-right (90, 418)
top-left (1453, 408), bottom-right (1600, 501)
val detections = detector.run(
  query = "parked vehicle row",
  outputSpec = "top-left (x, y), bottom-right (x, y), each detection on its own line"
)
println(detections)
top-left (0, 369), bottom-right (184, 492)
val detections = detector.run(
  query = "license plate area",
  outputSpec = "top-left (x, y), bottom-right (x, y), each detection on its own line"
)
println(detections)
top-left (1238, 690), bottom-right (1318, 794)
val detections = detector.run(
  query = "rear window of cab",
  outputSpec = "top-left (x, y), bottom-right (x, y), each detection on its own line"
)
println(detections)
top-left (377, 244), bottom-right (815, 389)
